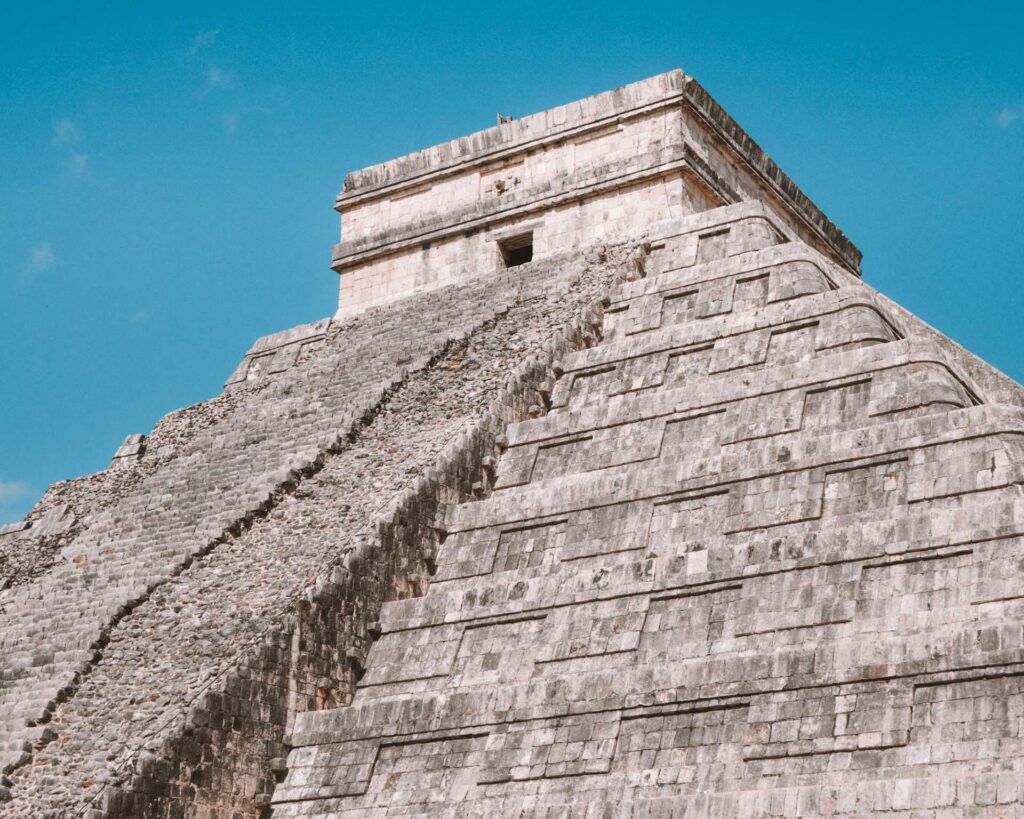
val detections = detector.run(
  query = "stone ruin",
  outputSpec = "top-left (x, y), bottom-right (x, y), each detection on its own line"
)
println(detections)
top-left (2, 70), bottom-right (1024, 817)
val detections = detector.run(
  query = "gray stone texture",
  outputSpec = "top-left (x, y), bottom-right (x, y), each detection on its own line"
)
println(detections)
top-left (2, 71), bottom-right (1022, 818)
top-left (274, 206), bottom-right (1024, 817)
top-left (1, 241), bottom-right (625, 816)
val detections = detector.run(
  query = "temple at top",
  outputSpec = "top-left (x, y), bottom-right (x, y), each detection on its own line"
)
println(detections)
top-left (331, 70), bottom-right (859, 316)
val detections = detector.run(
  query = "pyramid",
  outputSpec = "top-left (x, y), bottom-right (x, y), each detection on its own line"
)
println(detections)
top-left (2, 71), bottom-right (1023, 817)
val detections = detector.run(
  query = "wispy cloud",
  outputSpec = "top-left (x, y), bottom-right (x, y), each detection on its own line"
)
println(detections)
top-left (130, 309), bottom-right (151, 323)
top-left (0, 481), bottom-right (32, 504)
top-left (52, 118), bottom-right (79, 146)
top-left (188, 29), bottom-right (283, 134)
top-left (191, 28), bottom-right (219, 54)
top-left (0, 480), bottom-right (35, 525)
top-left (21, 242), bottom-right (54, 284)
top-left (997, 104), bottom-right (1024, 128)
top-left (31, 243), bottom-right (54, 270)
top-left (218, 103), bottom-right (279, 133)
top-left (51, 118), bottom-right (93, 177)
top-left (206, 65), bottom-right (235, 90)
top-left (69, 152), bottom-right (90, 177)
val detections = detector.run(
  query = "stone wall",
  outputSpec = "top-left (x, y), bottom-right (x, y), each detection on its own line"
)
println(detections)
top-left (0, 230), bottom-right (634, 816)
top-left (334, 166), bottom-right (706, 318)
top-left (272, 204), bottom-right (1024, 817)
top-left (331, 70), bottom-right (861, 318)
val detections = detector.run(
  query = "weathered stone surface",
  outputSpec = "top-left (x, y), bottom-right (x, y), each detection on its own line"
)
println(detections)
top-left (2, 70), bottom-right (1022, 817)
top-left (331, 70), bottom-right (860, 318)
top-left (269, 200), bottom-right (1024, 817)
top-left (0, 240), bottom-right (628, 816)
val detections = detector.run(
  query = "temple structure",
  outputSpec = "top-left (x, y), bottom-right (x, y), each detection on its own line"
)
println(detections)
top-left (2, 71), bottom-right (1023, 817)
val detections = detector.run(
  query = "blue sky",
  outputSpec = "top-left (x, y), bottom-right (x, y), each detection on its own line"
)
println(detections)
top-left (2, 1), bottom-right (1023, 523)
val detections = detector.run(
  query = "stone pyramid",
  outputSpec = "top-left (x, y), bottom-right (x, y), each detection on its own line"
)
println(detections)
top-left (2, 71), bottom-right (1023, 817)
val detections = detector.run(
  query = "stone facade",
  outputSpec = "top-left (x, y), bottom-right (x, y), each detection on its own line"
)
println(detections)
top-left (332, 70), bottom-right (860, 318)
top-left (2, 71), bottom-right (1022, 817)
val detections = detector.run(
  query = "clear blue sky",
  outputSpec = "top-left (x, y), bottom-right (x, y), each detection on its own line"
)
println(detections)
top-left (2, 1), bottom-right (1023, 523)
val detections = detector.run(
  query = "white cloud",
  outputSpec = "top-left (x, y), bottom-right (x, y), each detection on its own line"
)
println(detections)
top-left (206, 65), bottom-right (234, 89)
top-left (30, 243), bottom-right (54, 271)
top-left (130, 309), bottom-right (151, 323)
top-left (52, 118), bottom-right (79, 146)
top-left (0, 481), bottom-right (36, 526)
top-left (997, 105), bottom-right (1023, 128)
top-left (51, 119), bottom-right (92, 177)
top-left (0, 481), bottom-right (32, 503)
top-left (219, 103), bottom-right (278, 133)
top-left (69, 152), bottom-right (89, 177)
top-left (191, 28), bottom-right (219, 54)
top-left (21, 242), bottom-right (54, 284)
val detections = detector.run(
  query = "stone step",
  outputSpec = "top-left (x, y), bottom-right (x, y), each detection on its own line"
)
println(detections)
top-left (498, 352), bottom-right (978, 490)
top-left (606, 243), bottom-right (844, 340)
top-left (552, 290), bottom-right (901, 415)
top-left (389, 487), bottom-right (1024, 633)
top-left (509, 339), bottom-right (979, 448)
top-left (449, 404), bottom-right (1024, 534)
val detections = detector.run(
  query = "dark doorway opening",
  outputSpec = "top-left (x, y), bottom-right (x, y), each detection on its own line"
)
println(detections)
top-left (498, 232), bottom-right (534, 268)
